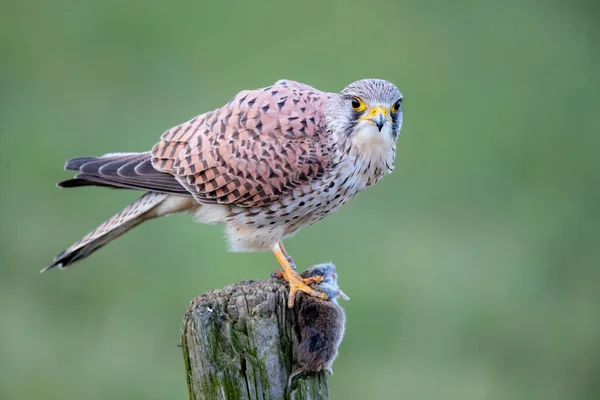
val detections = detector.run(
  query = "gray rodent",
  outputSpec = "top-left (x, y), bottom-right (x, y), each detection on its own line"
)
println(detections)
top-left (287, 263), bottom-right (348, 394)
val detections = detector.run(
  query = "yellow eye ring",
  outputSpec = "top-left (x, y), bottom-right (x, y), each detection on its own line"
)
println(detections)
top-left (350, 97), bottom-right (366, 112)
top-left (391, 99), bottom-right (402, 113)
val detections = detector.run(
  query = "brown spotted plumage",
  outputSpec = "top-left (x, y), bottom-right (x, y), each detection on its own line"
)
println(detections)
top-left (151, 80), bottom-right (332, 207)
top-left (44, 78), bottom-right (404, 307)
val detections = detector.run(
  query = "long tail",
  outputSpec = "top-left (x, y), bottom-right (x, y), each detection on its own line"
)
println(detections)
top-left (287, 368), bottom-right (306, 396)
top-left (41, 192), bottom-right (192, 272)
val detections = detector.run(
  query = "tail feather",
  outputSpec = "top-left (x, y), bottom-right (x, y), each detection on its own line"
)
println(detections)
top-left (42, 192), bottom-right (168, 272)
top-left (58, 173), bottom-right (184, 193)
top-left (58, 152), bottom-right (190, 195)
top-left (64, 156), bottom-right (98, 170)
top-left (57, 178), bottom-right (128, 189)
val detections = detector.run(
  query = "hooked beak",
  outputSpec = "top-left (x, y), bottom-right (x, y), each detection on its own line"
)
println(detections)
top-left (359, 106), bottom-right (390, 132)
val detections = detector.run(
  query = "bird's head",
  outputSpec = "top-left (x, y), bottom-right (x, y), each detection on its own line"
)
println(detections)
top-left (300, 263), bottom-right (350, 302)
top-left (326, 79), bottom-right (403, 143)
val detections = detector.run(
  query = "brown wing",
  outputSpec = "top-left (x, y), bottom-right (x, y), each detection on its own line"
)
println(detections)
top-left (151, 80), bottom-right (334, 207)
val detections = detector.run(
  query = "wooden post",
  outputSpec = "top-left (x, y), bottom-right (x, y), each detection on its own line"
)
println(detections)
top-left (181, 278), bottom-right (330, 400)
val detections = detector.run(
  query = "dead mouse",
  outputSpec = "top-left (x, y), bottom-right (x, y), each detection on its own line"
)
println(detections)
top-left (285, 263), bottom-right (348, 394)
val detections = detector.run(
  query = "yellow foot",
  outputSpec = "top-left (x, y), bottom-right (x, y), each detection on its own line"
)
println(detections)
top-left (302, 275), bottom-right (324, 286)
top-left (272, 269), bottom-right (327, 308)
top-left (272, 242), bottom-right (327, 308)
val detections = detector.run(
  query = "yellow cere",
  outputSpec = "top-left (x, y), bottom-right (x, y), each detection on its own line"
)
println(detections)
top-left (359, 106), bottom-right (391, 122)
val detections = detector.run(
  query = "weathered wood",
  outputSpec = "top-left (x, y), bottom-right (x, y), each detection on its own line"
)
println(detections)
top-left (181, 278), bottom-right (330, 400)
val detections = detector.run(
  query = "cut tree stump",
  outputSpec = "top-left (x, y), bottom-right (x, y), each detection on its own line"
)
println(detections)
top-left (181, 278), bottom-right (330, 400)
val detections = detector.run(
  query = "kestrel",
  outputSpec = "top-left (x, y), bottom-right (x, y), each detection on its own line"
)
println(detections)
top-left (43, 79), bottom-right (403, 307)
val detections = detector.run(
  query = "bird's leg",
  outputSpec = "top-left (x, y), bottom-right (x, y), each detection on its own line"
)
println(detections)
top-left (276, 241), bottom-right (322, 284)
top-left (278, 241), bottom-right (296, 270)
top-left (272, 243), bottom-right (327, 308)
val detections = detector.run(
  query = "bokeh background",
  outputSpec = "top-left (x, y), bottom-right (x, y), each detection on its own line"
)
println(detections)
top-left (1, 0), bottom-right (598, 399)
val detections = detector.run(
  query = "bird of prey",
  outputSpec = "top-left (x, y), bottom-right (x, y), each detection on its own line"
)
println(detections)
top-left (43, 78), bottom-right (404, 307)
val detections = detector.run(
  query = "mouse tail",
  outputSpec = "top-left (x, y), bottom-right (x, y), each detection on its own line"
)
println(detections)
top-left (286, 367), bottom-right (305, 396)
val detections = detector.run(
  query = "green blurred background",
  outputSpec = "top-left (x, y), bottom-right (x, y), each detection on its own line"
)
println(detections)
top-left (1, 0), bottom-right (598, 399)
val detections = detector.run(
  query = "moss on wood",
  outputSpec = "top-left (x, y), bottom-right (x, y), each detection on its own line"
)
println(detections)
top-left (181, 279), bottom-right (329, 400)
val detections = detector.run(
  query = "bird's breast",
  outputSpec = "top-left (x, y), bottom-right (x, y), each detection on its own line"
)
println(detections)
top-left (224, 141), bottom-right (396, 249)
top-left (280, 150), bottom-right (394, 236)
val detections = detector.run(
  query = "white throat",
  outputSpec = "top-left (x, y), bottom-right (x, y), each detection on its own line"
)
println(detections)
top-left (338, 122), bottom-right (397, 190)
top-left (351, 123), bottom-right (396, 170)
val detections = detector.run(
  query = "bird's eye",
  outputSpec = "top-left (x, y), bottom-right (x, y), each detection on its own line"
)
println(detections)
top-left (350, 97), bottom-right (366, 112)
top-left (391, 99), bottom-right (402, 113)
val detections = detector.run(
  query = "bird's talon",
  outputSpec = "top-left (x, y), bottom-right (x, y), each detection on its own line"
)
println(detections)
top-left (273, 243), bottom-right (328, 308)
top-left (283, 271), bottom-right (326, 308)
top-left (302, 275), bottom-right (323, 286)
